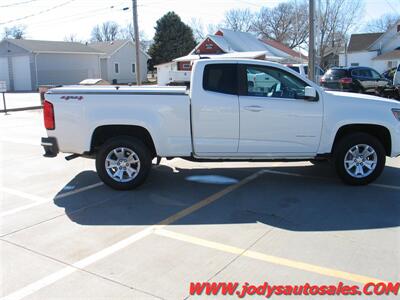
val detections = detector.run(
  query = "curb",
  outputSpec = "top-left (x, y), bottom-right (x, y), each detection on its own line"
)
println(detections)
top-left (0, 106), bottom-right (43, 113)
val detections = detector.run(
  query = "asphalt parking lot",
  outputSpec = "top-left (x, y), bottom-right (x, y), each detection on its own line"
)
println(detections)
top-left (1, 109), bottom-right (399, 300)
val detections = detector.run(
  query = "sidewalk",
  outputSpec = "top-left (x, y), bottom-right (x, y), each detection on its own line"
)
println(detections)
top-left (1, 92), bottom-right (42, 112)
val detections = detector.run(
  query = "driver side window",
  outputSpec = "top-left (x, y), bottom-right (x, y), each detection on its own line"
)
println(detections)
top-left (245, 65), bottom-right (308, 99)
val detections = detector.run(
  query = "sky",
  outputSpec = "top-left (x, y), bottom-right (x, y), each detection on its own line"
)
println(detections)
top-left (0, 0), bottom-right (399, 42)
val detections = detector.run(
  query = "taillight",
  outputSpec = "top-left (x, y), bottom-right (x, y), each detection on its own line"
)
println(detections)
top-left (43, 100), bottom-right (55, 130)
top-left (339, 77), bottom-right (353, 84)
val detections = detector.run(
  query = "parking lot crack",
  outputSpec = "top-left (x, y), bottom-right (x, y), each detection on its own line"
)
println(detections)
top-left (0, 238), bottom-right (166, 300)
top-left (183, 227), bottom-right (276, 300)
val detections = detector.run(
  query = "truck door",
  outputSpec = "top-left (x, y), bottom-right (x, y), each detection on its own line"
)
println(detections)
top-left (238, 64), bottom-right (323, 156)
top-left (190, 63), bottom-right (239, 154)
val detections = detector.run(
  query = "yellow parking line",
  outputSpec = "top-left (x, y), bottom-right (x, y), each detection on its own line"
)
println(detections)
top-left (158, 169), bottom-right (265, 226)
top-left (1, 169), bottom-right (266, 300)
top-left (155, 229), bottom-right (386, 285)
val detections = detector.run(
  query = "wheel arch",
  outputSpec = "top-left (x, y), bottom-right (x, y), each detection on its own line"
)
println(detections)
top-left (332, 124), bottom-right (392, 156)
top-left (90, 125), bottom-right (157, 158)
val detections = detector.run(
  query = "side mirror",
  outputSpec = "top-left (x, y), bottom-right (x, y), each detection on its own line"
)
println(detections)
top-left (304, 86), bottom-right (317, 101)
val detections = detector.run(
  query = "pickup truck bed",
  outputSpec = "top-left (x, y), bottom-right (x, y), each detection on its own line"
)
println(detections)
top-left (45, 85), bottom-right (192, 157)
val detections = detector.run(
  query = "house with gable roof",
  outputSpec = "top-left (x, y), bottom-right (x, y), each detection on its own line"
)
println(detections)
top-left (339, 21), bottom-right (400, 73)
top-left (155, 28), bottom-right (307, 86)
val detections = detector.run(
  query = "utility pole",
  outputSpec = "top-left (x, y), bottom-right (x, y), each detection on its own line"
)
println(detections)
top-left (308, 0), bottom-right (315, 82)
top-left (132, 0), bottom-right (141, 85)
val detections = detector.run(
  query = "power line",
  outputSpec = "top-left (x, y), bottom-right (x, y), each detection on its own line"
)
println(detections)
top-left (23, 5), bottom-right (123, 27)
top-left (0, 0), bottom-right (41, 8)
top-left (0, 0), bottom-right (76, 25)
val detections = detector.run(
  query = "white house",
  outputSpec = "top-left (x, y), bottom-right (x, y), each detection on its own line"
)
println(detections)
top-left (0, 39), bottom-right (150, 91)
top-left (155, 28), bottom-right (307, 86)
top-left (0, 39), bottom-right (103, 91)
top-left (90, 40), bottom-right (150, 84)
top-left (339, 21), bottom-right (400, 73)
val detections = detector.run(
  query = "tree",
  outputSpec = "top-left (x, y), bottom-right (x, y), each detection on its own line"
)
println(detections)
top-left (63, 34), bottom-right (81, 43)
top-left (222, 8), bottom-right (253, 32)
top-left (365, 13), bottom-right (400, 32)
top-left (252, 0), bottom-right (363, 68)
top-left (252, 1), bottom-right (308, 49)
top-left (3, 25), bottom-right (26, 39)
top-left (90, 21), bottom-right (120, 42)
top-left (148, 12), bottom-right (196, 65)
top-left (189, 18), bottom-right (206, 42)
top-left (317, 0), bottom-right (363, 68)
top-left (120, 23), bottom-right (151, 51)
top-left (188, 18), bottom-right (219, 42)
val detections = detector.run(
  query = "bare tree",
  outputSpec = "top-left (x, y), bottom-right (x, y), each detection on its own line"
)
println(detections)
top-left (252, 1), bottom-right (308, 49)
top-left (317, 0), bottom-right (364, 68)
top-left (63, 34), bottom-right (81, 43)
top-left (365, 13), bottom-right (400, 32)
top-left (120, 23), bottom-right (151, 51)
top-left (189, 18), bottom-right (206, 42)
top-left (188, 18), bottom-right (220, 42)
top-left (3, 25), bottom-right (26, 39)
top-left (90, 21), bottom-right (120, 42)
top-left (222, 8), bottom-right (253, 32)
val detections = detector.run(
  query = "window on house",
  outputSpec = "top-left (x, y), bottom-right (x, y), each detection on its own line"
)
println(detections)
top-left (388, 61), bottom-right (398, 69)
top-left (132, 64), bottom-right (135, 73)
top-left (114, 63), bottom-right (119, 73)
top-left (351, 63), bottom-right (359, 66)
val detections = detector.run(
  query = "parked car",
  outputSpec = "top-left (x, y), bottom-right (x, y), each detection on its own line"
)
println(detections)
top-left (285, 64), bottom-right (325, 82)
top-left (320, 66), bottom-right (390, 94)
top-left (42, 59), bottom-right (400, 189)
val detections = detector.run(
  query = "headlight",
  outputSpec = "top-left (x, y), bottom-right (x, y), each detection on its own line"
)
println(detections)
top-left (393, 109), bottom-right (400, 121)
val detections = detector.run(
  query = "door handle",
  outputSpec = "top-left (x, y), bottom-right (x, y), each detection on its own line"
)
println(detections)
top-left (244, 105), bottom-right (263, 112)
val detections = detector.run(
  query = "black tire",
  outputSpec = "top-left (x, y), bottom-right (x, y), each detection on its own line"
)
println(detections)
top-left (96, 136), bottom-right (152, 190)
top-left (333, 133), bottom-right (386, 185)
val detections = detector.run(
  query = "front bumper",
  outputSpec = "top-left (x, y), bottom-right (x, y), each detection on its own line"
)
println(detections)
top-left (41, 137), bottom-right (59, 157)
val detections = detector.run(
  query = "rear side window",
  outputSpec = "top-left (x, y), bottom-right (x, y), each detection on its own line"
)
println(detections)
top-left (203, 64), bottom-right (237, 95)
top-left (355, 69), bottom-right (372, 78)
top-left (288, 66), bottom-right (300, 73)
top-left (326, 69), bottom-right (347, 78)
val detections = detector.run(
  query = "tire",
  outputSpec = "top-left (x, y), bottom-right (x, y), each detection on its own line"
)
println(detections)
top-left (96, 136), bottom-right (152, 190)
top-left (333, 133), bottom-right (385, 185)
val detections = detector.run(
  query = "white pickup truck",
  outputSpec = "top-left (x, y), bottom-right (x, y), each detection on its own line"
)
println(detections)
top-left (42, 59), bottom-right (400, 190)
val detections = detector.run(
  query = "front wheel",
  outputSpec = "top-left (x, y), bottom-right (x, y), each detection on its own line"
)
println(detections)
top-left (333, 133), bottom-right (385, 185)
top-left (96, 137), bottom-right (152, 190)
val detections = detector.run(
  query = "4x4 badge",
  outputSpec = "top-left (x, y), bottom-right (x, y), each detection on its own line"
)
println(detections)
top-left (61, 96), bottom-right (83, 100)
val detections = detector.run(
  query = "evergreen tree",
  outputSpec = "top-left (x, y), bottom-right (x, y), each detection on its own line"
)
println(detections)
top-left (149, 12), bottom-right (196, 65)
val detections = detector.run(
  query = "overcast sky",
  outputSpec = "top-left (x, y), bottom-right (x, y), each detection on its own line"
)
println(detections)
top-left (0, 0), bottom-right (398, 41)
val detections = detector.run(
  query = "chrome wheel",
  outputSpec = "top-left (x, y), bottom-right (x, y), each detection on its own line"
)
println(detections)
top-left (105, 147), bottom-right (140, 182)
top-left (344, 144), bottom-right (377, 178)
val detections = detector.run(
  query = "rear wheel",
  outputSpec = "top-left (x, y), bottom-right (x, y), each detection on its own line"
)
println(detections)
top-left (96, 137), bottom-right (152, 190)
top-left (333, 133), bottom-right (385, 185)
